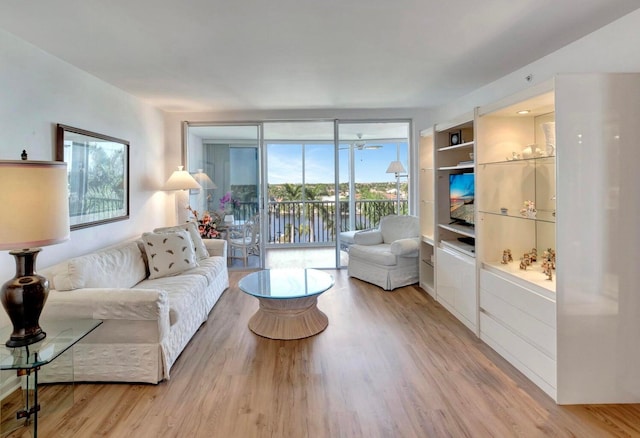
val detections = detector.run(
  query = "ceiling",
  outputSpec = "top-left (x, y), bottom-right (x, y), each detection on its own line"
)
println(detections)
top-left (0, 0), bottom-right (638, 113)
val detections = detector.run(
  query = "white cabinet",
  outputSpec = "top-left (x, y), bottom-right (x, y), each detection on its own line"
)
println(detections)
top-left (421, 74), bottom-right (640, 404)
top-left (479, 268), bottom-right (557, 398)
top-left (436, 247), bottom-right (477, 332)
top-left (473, 74), bottom-right (640, 404)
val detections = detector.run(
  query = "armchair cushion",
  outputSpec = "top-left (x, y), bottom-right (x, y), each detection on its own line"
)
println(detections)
top-left (379, 215), bottom-right (421, 243)
top-left (353, 230), bottom-right (383, 245)
top-left (390, 237), bottom-right (420, 256)
top-left (349, 244), bottom-right (396, 266)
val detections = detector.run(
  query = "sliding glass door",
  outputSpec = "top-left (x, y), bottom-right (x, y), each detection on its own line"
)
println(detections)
top-left (184, 122), bottom-right (262, 269)
top-left (183, 119), bottom-right (410, 270)
top-left (337, 121), bottom-right (411, 267)
top-left (263, 121), bottom-right (336, 269)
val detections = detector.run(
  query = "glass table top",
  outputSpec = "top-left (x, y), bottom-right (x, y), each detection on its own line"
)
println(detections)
top-left (239, 269), bottom-right (334, 299)
top-left (0, 319), bottom-right (102, 370)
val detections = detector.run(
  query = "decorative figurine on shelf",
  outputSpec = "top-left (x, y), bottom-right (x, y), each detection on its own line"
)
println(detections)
top-left (507, 249), bottom-right (513, 262)
top-left (501, 250), bottom-right (509, 264)
top-left (543, 262), bottom-right (553, 281)
top-left (547, 248), bottom-right (556, 268)
top-left (519, 258), bottom-right (527, 270)
top-left (530, 248), bottom-right (537, 262)
top-left (520, 200), bottom-right (537, 219)
top-left (507, 152), bottom-right (521, 161)
top-left (542, 248), bottom-right (557, 272)
top-left (524, 253), bottom-right (532, 266)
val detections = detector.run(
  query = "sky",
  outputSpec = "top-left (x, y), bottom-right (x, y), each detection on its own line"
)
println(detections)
top-left (266, 142), bottom-right (408, 185)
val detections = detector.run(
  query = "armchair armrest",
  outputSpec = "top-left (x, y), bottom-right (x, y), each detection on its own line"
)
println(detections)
top-left (353, 230), bottom-right (383, 245)
top-left (204, 238), bottom-right (227, 258)
top-left (390, 237), bottom-right (420, 256)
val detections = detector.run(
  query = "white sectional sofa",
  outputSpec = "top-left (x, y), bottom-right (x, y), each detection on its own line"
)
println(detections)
top-left (39, 223), bottom-right (229, 384)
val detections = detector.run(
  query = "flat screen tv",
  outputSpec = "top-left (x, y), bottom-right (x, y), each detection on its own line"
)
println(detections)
top-left (449, 173), bottom-right (475, 226)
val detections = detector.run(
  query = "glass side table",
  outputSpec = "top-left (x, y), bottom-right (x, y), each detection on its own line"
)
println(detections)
top-left (0, 319), bottom-right (102, 438)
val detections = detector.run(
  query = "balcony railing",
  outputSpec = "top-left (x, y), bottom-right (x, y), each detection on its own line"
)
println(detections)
top-left (233, 200), bottom-right (408, 246)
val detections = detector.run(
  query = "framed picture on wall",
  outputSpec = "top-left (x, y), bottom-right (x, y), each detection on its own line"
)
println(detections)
top-left (55, 124), bottom-right (130, 229)
top-left (449, 130), bottom-right (462, 146)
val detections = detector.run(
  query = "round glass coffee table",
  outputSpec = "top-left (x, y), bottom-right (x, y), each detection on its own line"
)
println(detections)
top-left (238, 268), bottom-right (334, 340)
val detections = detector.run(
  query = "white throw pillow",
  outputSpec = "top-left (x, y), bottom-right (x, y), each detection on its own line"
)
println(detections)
top-left (154, 222), bottom-right (210, 260)
top-left (142, 230), bottom-right (198, 279)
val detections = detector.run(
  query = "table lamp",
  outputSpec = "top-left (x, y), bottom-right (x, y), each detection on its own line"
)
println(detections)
top-left (164, 166), bottom-right (201, 224)
top-left (0, 159), bottom-right (70, 347)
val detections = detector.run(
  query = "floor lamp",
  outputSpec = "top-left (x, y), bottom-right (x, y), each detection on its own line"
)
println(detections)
top-left (0, 159), bottom-right (70, 347)
top-left (386, 160), bottom-right (407, 215)
top-left (192, 169), bottom-right (217, 214)
top-left (164, 166), bottom-right (201, 224)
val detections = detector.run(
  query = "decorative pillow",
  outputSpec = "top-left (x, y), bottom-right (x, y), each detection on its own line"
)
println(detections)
top-left (142, 230), bottom-right (198, 279)
top-left (154, 222), bottom-right (210, 260)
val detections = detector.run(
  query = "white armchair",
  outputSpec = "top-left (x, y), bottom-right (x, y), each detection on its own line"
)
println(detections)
top-left (347, 215), bottom-right (420, 291)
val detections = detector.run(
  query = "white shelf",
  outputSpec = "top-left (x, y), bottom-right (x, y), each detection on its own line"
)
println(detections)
top-left (440, 239), bottom-right (475, 258)
top-left (421, 234), bottom-right (434, 245)
top-left (437, 141), bottom-right (474, 152)
top-left (438, 222), bottom-right (475, 238)
top-left (483, 261), bottom-right (556, 298)
top-left (438, 164), bottom-right (474, 171)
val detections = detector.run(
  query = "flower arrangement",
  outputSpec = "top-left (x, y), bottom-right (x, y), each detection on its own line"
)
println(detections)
top-left (187, 206), bottom-right (222, 239)
top-left (219, 192), bottom-right (240, 213)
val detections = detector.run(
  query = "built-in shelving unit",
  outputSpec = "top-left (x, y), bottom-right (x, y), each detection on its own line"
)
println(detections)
top-left (475, 87), bottom-right (558, 399)
top-left (433, 115), bottom-right (478, 334)
top-left (417, 74), bottom-right (640, 405)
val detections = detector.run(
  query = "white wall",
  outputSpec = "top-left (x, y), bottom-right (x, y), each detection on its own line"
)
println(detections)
top-left (432, 8), bottom-right (640, 124)
top-left (0, 29), bottom-right (168, 284)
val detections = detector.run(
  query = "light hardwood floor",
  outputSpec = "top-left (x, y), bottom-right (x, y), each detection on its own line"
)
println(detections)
top-left (9, 270), bottom-right (640, 437)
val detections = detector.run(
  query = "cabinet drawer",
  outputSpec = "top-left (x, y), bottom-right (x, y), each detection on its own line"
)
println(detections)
top-left (480, 269), bottom-right (556, 328)
top-left (481, 313), bottom-right (557, 395)
top-left (480, 289), bottom-right (556, 358)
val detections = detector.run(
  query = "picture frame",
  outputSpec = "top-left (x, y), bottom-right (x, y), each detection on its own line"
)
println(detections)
top-left (55, 124), bottom-right (130, 230)
top-left (449, 130), bottom-right (462, 146)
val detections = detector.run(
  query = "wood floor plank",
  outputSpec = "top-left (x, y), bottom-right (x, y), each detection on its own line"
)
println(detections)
top-left (8, 270), bottom-right (640, 437)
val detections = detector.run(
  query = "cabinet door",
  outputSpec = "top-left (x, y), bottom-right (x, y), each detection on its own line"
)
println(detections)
top-left (457, 261), bottom-right (477, 326)
top-left (436, 247), bottom-right (477, 331)
top-left (435, 247), bottom-right (458, 307)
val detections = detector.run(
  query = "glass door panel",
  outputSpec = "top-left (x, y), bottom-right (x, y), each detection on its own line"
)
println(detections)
top-left (263, 121), bottom-right (336, 269)
top-left (337, 121), bottom-right (411, 267)
top-left (184, 123), bottom-right (262, 269)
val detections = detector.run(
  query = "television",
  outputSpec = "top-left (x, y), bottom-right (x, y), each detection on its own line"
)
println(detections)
top-left (449, 173), bottom-right (475, 226)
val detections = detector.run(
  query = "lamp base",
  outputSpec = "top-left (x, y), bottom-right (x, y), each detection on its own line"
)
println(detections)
top-left (1, 248), bottom-right (49, 348)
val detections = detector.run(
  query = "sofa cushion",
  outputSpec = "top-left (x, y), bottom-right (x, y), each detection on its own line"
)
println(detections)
top-left (154, 222), bottom-right (210, 260)
top-left (349, 243), bottom-right (397, 266)
top-left (142, 231), bottom-right (198, 279)
top-left (137, 274), bottom-right (208, 326)
top-left (183, 256), bottom-right (227, 285)
top-left (51, 241), bottom-right (147, 291)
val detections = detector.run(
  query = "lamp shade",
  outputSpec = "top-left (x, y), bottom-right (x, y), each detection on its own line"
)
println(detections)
top-left (193, 169), bottom-right (217, 190)
top-left (386, 160), bottom-right (406, 174)
top-left (163, 166), bottom-right (201, 190)
top-left (0, 160), bottom-right (70, 250)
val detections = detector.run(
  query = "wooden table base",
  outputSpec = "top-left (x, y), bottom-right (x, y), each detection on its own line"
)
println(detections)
top-left (248, 296), bottom-right (328, 340)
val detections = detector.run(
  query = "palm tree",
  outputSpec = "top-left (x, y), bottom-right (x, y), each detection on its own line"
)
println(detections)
top-left (302, 185), bottom-right (328, 243)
